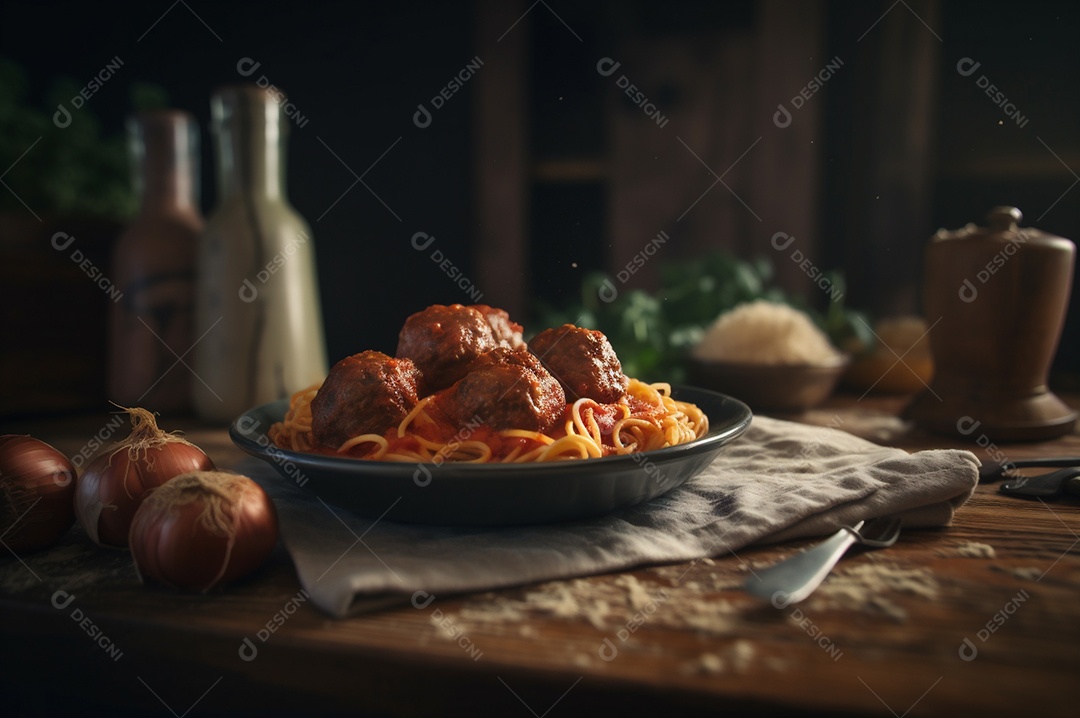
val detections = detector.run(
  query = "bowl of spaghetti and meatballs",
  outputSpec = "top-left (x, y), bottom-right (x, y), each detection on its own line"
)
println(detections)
top-left (230, 304), bottom-right (752, 525)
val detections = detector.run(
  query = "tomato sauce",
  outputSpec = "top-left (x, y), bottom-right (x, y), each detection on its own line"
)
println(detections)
top-left (315, 395), bottom-right (661, 461)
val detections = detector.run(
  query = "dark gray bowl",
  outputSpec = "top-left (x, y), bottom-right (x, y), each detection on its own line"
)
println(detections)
top-left (230, 386), bottom-right (752, 526)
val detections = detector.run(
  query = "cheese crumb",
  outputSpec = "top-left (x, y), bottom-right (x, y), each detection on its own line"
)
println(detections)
top-left (954, 541), bottom-right (996, 559)
top-left (730, 639), bottom-right (755, 673)
top-left (808, 563), bottom-right (939, 621)
top-left (991, 565), bottom-right (1043, 582)
top-left (697, 653), bottom-right (725, 673)
top-left (687, 641), bottom-right (755, 675)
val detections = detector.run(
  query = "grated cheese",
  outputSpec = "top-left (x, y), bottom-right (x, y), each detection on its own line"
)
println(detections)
top-left (692, 300), bottom-right (842, 365)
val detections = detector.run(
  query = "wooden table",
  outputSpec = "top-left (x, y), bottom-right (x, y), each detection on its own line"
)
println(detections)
top-left (2, 395), bottom-right (1078, 717)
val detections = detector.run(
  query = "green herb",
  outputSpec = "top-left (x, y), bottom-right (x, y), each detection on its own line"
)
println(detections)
top-left (0, 59), bottom-right (167, 221)
top-left (534, 251), bottom-right (871, 382)
top-left (130, 82), bottom-right (171, 113)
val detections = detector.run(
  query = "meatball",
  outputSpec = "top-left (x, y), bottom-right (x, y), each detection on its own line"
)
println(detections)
top-left (467, 347), bottom-right (549, 376)
top-left (396, 304), bottom-right (498, 391)
top-left (528, 325), bottom-right (628, 403)
top-left (470, 304), bottom-right (526, 350)
top-left (443, 349), bottom-right (565, 432)
top-left (311, 351), bottom-right (421, 449)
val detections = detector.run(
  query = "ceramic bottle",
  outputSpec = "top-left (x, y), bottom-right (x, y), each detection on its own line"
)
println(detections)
top-left (108, 110), bottom-right (202, 413)
top-left (193, 85), bottom-right (327, 422)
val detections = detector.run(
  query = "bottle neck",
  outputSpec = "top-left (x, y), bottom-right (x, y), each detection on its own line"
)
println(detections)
top-left (213, 92), bottom-right (287, 201)
top-left (130, 112), bottom-right (200, 212)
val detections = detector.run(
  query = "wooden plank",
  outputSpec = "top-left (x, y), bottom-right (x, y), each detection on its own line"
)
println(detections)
top-left (472, 0), bottom-right (529, 318)
top-left (606, 1), bottom-right (828, 302)
top-left (829, 0), bottom-right (941, 316)
top-left (748, 0), bottom-right (825, 298)
top-left (607, 27), bottom-right (756, 291)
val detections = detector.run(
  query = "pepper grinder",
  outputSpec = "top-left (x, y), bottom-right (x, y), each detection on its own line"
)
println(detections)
top-left (906, 206), bottom-right (1076, 441)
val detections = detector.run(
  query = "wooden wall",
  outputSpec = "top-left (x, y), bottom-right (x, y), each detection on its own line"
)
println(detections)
top-left (471, 0), bottom-right (952, 323)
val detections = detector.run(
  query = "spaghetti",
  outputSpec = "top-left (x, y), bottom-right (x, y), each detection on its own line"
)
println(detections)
top-left (269, 378), bottom-right (708, 463)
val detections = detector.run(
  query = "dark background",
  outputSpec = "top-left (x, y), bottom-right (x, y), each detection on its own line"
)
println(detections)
top-left (1, 0), bottom-right (479, 359)
top-left (1, 0), bottom-right (1077, 416)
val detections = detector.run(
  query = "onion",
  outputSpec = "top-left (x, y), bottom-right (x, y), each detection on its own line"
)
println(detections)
top-left (0, 435), bottom-right (77, 551)
top-left (128, 471), bottom-right (278, 592)
top-left (74, 407), bottom-right (215, 547)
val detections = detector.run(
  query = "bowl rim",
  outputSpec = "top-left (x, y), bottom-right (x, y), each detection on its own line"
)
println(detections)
top-left (686, 354), bottom-right (851, 372)
top-left (229, 384), bottom-right (753, 474)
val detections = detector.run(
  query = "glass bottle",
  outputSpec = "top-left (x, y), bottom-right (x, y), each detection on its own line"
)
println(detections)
top-left (193, 85), bottom-right (327, 422)
top-left (108, 110), bottom-right (203, 414)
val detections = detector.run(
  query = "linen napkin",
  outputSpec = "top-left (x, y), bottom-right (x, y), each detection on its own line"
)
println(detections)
top-left (240, 416), bottom-right (979, 618)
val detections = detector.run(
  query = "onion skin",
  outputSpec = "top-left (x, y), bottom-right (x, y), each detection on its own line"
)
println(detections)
top-left (0, 435), bottom-right (77, 551)
top-left (76, 442), bottom-right (215, 546)
top-left (73, 407), bottom-right (215, 547)
top-left (129, 471), bottom-right (278, 592)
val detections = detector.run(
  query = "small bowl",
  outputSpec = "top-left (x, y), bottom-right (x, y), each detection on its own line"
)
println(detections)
top-left (685, 355), bottom-right (850, 413)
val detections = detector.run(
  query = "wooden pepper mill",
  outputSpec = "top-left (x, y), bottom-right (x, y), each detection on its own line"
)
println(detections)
top-left (907, 206), bottom-right (1076, 441)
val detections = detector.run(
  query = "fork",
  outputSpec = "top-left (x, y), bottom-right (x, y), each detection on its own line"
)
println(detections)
top-left (744, 516), bottom-right (903, 607)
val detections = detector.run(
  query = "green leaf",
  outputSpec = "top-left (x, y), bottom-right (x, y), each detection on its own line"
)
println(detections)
top-left (0, 56), bottom-right (136, 220)
top-left (131, 82), bottom-right (170, 112)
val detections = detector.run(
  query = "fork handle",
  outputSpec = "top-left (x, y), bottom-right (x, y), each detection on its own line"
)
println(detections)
top-left (744, 522), bottom-right (864, 606)
top-left (981, 457), bottom-right (1080, 482)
